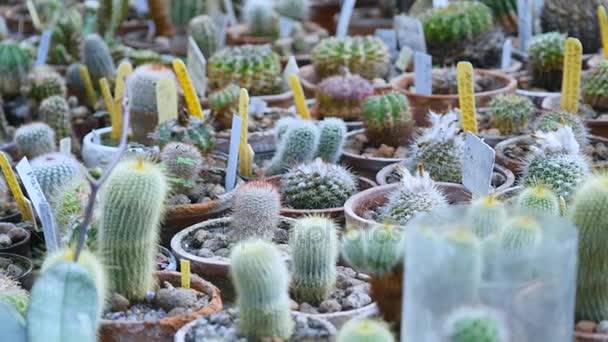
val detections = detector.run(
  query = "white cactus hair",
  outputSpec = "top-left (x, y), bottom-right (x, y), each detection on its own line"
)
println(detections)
top-left (417, 110), bottom-right (462, 143)
top-left (532, 126), bottom-right (581, 155)
top-left (395, 164), bottom-right (439, 193)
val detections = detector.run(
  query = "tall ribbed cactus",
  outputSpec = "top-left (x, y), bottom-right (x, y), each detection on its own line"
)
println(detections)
top-left (81, 34), bottom-right (116, 89)
top-left (14, 122), bottom-right (56, 159)
top-left (100, 158), bottom-right (168, 300)
top-left (231, 180), bottom-right (281, 242)
top-left (266, 119), bottom-right (320, 175)
top-left (362, 91), bottom-right (414, 148)
top-left (316, 118), bottom-right (347, 163)
top-left (0, 41), bottom-right (31, 98)
top-left (98, 0), bottom-right (129, 38)
top-left (188, 15), bottom-right (219, 60)
top-left (208, 83), bottom-right (240, 130)
top-left (230, 240), bottom-right (294, 340)
top-left (31, 152), bottom-right (84, 199)
top-left (337, 319), bottom-right (395, 342)
top-left (341, 224), bottom-right (406, 276)
top-left (171, 0), bottom-right (207, 27)
top-left (38, 95), bottom-right (71, 141)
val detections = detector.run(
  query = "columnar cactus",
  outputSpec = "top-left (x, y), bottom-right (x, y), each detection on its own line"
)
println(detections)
top-left (99, 158), bottom-right (168, 300)
top-left (230, 240), bottom-right (294, 340)
top-left (14, 122), bottom-right (56, 159)
top-left (337, 319), bottom-right (395, 342)
top-left (81, 34), bottom-right (116, 89)
top-left (316, 72), bottom-right (374, 121)
top-left (31, 152), bottom-right (84, 198)
top-left (571, 174), bottom-right (608, 321)
top-left (243, 0), bottom-right (279, 38)
top-left (265, 120), bottom-right (320, 175)
top-left (0, 41), bottom-right (31, 98)
top-left (49, 7), bottom-right (83, 65)
top-left (274, 116), bottom-right (297, 143)
top-left (362, 91), bottom-right (415, 148)
top-left (151, 112), bottom-right (215, 153)
top-left (316, 117), bottom-right (347, 164)
top-left (65, 63), bottom-right (85, 96)
top-left (188, 15), bottom-right (219, 59)
top-left (341, 224), bottom-right (405, 276)
top-left (209, 83), bottom-right (240, 130)
top-left (443, 306), bottom-right (509, 342)
top-left (160, 142), bottom-right (204, 191)
top-left (516, 184), bottom-right (560, 215)
top-left (170, 0), bottom-right (207, 27)
top-left (532, 110), bottom-right (588, 147)
top-left (231, 180), bottom-right (281, 242)
top-left (489, 94), bottom-right (534, 135)
top-left (582, 60), bottom-right (608, 110)
top-left (311, 36), bottom-right (390, 80)
top-left (290, 216), bottom-right (339, 304)
top-left (466, 195), bottom-right (507, 239)
top-left (22, 66), bottom-right (67, 103)
top-left (38, 95), bottom-right (71, 141)
top-left (0, 275), bottom-right (29, 315)
top-left (528, 32), bottom-right (566, 91)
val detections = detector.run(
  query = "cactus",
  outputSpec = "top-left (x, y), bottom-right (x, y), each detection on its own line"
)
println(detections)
top-left (208, 83), bottom-right (240, 130)
top-left (38, 95), bottom-right (71, 141)
top-left (521, 127), bottom-right (590, 201)
top-left (230, 240), bottom-right (294, 340)
top-left (48, 180), bottom-right (90, 246)
top-left (528, 32), bottom-right (565, 91)
top-left (65, 63), bottom-right (85, 96)
top-left (281, 158), bottom-right (357, 210)
top-left (14, 122), bottom-right (56, 159)
top-left (243, 0), bottom-right (279, 38)
top-left (337, 319), bottom-right (395, 342)
top-left (532, 110), bottom-right (588, 147)
top-left (466, 195), bottom-right (507, 239)
top-left (31, 152), bottom-right (84, 199)
top-left (379, 166), bottom-right (448, 225)
top-left (443, 306), bottom-right (509, 342)
top-left (0, 40), bottom-right (31, 98)
top-left (362, 91), bottom-right (415, 148)
top-left (582, 60), bottom-right (608, 110)
top-left (311, 36), bottom-right (390, 80)
top-left (98, 0), bottom-right (129, 38)
top-left (265, 119), bottom-right (320, 175)
top-left (160, 142), bottom-right (204, 180)
top-left (500, 215), bottom-right (543, 251)
top-left (170, 0), bottom-right (207, 27)
top-left (571, 174), bottom-right (608, 321)
top-left (290, 216), bottom-right (339, 304)
top-left (489, 94), bottom-right (534, 135)
top-left (316, 117), bottom-right (347, 163)
top-left (151, 112), bottom-right (215, 153)
top-left (276, 0), bottom-right (310, 21)
top-left (188, 15), bottom-right (219, 60)
top-left (0, 275), bottom-right (29, 315)
top-left (230, 180), bottom-right (281, 242)
top-left (516, 184), bottom-right (560, 215)
top-left (315, 71), bottom-right (374, 121)
top-left (405, 111), bottom-right (464, 183)
top-left (81, 34), bottom-right (116, 89)
top-left (49, 7), bottom-right (83, 65)
top-left (208, 45), bottom-right (283, 96)
top-left (22, 66), bottom-right (67, 103)
top-left (274, 116), bottom-right (297, 143)
top-left (100, 158), bottom-right (168, 300)
top-left (480, 0), bottom-right (517, 33)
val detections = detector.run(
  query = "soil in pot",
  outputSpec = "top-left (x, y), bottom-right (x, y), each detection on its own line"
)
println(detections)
top-left (167, 167), bottom-right (228, 206)
top-left (0, 254), bottom-right (28, 278)
top-left (0, 201), bottom-right (19, 221)
top-left (0, 222), bottom-right (31, 257)
top-left (344, 130), bottom-right (410, 160)
top-left (156, 246), bottom-right (177, 271)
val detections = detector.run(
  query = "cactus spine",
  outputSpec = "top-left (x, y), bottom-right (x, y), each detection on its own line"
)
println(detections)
top-left (243, 0), bottom-right (279, 38)
top-left (23, 66), bottom-right (67, 103)
top-left (188, 15), bottom-right (219, 60)
top-left (528, 32), bottom-right (565, 91)
top-left (160, 142), bottom-right (204, 180)
top-left (0, 275), bottom-right (29, 315)
top-left (81, 34), bottom-right (116, 89)
top-left (466, 195), bottom-right (507, 239)
top-left (337, 319), bottom-right (395, 342)
top-left (362, 91), bottom-right (415, 148)
top-left (38, 95), bottom-right (71, 141)
top-left (500, 215), bottom-right (543, 251)
top-left (0, 41), bottom-right (31, 98)
top-left (230, 180), bottom-right (281, 242)
top-left (14, 122), bottom-right (56, 159)
top-left (489, 94), bottom-right (534, 135)
top-left (443, 306), bottom-right (509, 342)
top-left (532, 111), bottom-right (588, 147)
top-left (266, 119), bottom-right (320, 175)
top-left (315, 72), bottom-right (374, 121)
top-left (341, 224), bottom-right (405, 276)
top-left (31, 152), bottom-right (84, 199)
top-left (516, 185), bottom-right (560, 215)
top-left (316, 118), bottom-right (347, 163)
top-left (208, 83), bottom-right (240, 130)
top-left (582, 60), bottom-right (608, 110)
top-left (151, 112), bottom-right (215, 153)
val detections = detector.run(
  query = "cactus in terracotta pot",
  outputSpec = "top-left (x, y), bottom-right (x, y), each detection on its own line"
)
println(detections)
top-left (188, 15), bottom-right (219, 59)
top-left (316, 71), bottom-right (374, 121)
top-left (488, 94), bottom-right (534, 136)
top-left (0, 40), bottom-right (31, 98)
top-left (337, 319), bottom-right (395, 342)
top-left (14, 122), bottom-right (56, 159)
top-left (362, 91), bottom-right (415, 148)
top-left (528, 32), bottom-right (565, 91)
top-left (208, 83), bottom-right (240, 130)
top-left (243, 0), bottom-right (279, 38)
top-left (231, 180), bottom-right (281, 242)
top-left (532, 110), bottom-right (588, 147)
top-left (582, 60), bottom-right (608, 110)
top-left (151, 111), bottom-right (215, 153)
top-left (443, 306), bottom-right (509, 342)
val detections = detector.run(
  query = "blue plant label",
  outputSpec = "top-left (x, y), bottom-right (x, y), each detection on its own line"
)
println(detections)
top-left (462, 132), bottom-right (495, 198)
top-left (36, 29), bottom-right (53, 66)
top-left (225, 115), bottom-right (242, 191)
top-left (518, 0), bottom-right (532, 52)
top-left (279, 16), bottom-right (296, 39)
top-left (414, 52), bottom-right (432, 95)
top-left (336, 0), bottom-right (356, 40)
top-left (501, 38), bottom-right (513, 70)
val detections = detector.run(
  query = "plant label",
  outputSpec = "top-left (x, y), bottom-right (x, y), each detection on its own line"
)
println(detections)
top-left (375, 29), bottom-right (398, 60)
top-left (336, 0), bottom-right (356, 41)
top-left (0, 152), bottom-right (34, 223)
top-left (113, 61), bottom-right (133, 140)
top-left (283, 55), bottom-right (299, 87)
top-left (172, 59), bottom-right (204, 119)
top-left (414, 52), bottom-right (432, 96)
top-left (394, 15), bottom-right (427, 53)
top-left (238, 89), bottom-right (253, 177)
top-left (501, 38), bottom-right (513, 70)
top-left (214, 13), bottom-right (228, 49)
top-left (279, 16), bottom-right (296, 39)
top-left (462, 132), bottom-right (495, 198)
top-left (187, 36), bottom-right (207, 98)
top-left (457, 62), bottom-right (478, 134)
top-left (99, 77), bottom-right (114, 118)
top-left (249, 97), bottom-right (268, 116)
top-left (433, 0), bottom-right (448, 8)
top-left (223, 0), bottom-right (237, 26)
top-left (518, 0), bottom-right (532, 52)
top-left (289, 74), bottom-right (311, 119)
top-left (180, 259), bottom-right (191, 289)
top-left (156, 77), bottom-right (178, 124)
top-left (26, 0), bottom-right (42, 30)
top-left (225, 115), bottom-right (242, 192)
top-left (35, 29), bottom-right (53, 66)
top-left (59, 137), bottom-right (71, 154)
top-left (78, 65), bottom-right (97, 108)
top-left (560, 38), bottom-right (583, 113)
top-left (599, 6), bottom-right (608, 59)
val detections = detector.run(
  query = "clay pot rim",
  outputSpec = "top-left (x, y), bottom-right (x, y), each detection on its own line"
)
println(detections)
top-left (390, 68), bottom-right (517, 101)
top-left (298, 64), bottom-right (394, 95)
top-left (343, 129), bottom-right (407, 164)
top-left (295, 302), bottom-right (378, 326)
top-left (227, 22), bottom-right (327, 45)
top-left (0, 227), bottom-right (30, 253)
top-left (541, 95), bottom-right (608, 126)
top-left (0, 252), bottom-right (33, 282)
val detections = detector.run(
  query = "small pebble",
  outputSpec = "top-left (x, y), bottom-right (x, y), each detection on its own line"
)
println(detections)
top-left (196, 248), bottom-right (214, 258)
top-left (0, 222), bottom-right (16, 234)
top-left (194, 230), bottom-right (210, 243)
top-left (374, 144), bottom-right (395, 158)
top-left (214, 248), bottom-right (230, 257)
top-left (155, 288), bottom-right (198, 311)
top-left (299, 302), bottom-right (319, 314)
top-left (7, 227), bottom-right (27, 243)
top-left (0, 234), bottom-right (11, 248)
top-left (341, 292), bottom-right (372, 310)
top-left (167, 307), bottom-right (188, 317)
top-left (5, 264), bottom-right (23, 278)
top-left (290, 299), bottom-right (299, 310)
top-left (577, 320), bottom-right (597, 333)
top-left (318, 299), bottom-right (341, 313)
top-left (109, 293), bottom-right (130, 312)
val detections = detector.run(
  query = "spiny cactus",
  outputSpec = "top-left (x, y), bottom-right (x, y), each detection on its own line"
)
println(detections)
top-left (276, 0), bottom-right (310, 21)
top-left (208, 45), bottom-right (283, 96)
top-left (14, 122), bottom-right (56, 159)
top-left (571, 173), bottom-right (608, 321)
top-left (160, 142), bottom-right (204, 180)
top-left (316, 71), bottom-right (374, 121)
top-left (0, 274), bottom-right (29, 315)
top-left (337, 319), bottom-right (395, 342)
top-left (290, 216), bottom-right (339, 304)
top-left (209, 83), bottom-right (240, 130)
top-left (532, 111), bottom-right (588, 147)
top-left (443, 306), bottom-right (509, 342)
top-left (274, 116), bottom-right (297, 143)
top-left (489, 94), bottom-right (534, 135)
top-left (170, 0), bottom-right (207, 27)
top-left (49, 7), bottom-right (82, 65)
top-left (65, 63), bottom-right (85, 96)
top-left (405, 111), bottom-right (464, 183)
top-left (22, 66), bottom-right (67, 103)
top-left (266, 119), bottom-right (320, 175)
top-left (480, 0), bottom-right (517, 33)
top-left (362, 91), bottom-right (414, 148)
top-left (281, 158), bottom-right (357, 210)
top-left (466, 195), bottom-right (507, 239)
top-left (31, 152), bottom-right (84, 199)
top-left (500, 215), bottom-right (543, 251)
top-left (151, 112), bottom-right (215, 153)
top-left (230, 240), bottom-right (294, 340)
top-left (81, 34), bottom-right (116, 89)
top-left (97, 0), bottom-right (129, 38)
top-left (38, 95), bottom-right (71, 141)
top-left (516, 184), bottom-right (560, 215)
top-left (341, 224), bottom-right (405, 276)
top-left (100, 158), bottom-right (168, 300)
top-left (528, 32), bottom-right (565, 91)
top-left (243, 0), bottom-right (279, 38)
top-left (379, 166), bottom-right (448, 226)
top-left (312, 36), bottom-right (390, 80)
top-left (316, 117), bottom-right (347, 164)
top-left (0, 40), bottom-right (31, 98)
top-left (188, 15), bottom-right (219, 60)
top-left (582, 60), bottom-right (608, 110)
top-left (230, 180), bottom-right (281, 242)
top-left (48, 179), bottom-right (90, 247)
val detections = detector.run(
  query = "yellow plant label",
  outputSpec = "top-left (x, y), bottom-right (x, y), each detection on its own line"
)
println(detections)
top-left (113, 61), bottom-right (133, 140)
top-left (180, 259), bottom-right (191, 289)
top-left (599, 6), bottom-right (608, 59)
top-left (172, 59), bottom-right (204, 119)
top-left (289, 74), bottom-right (311, 119)
top-left (560, 38), bottom-right (583, 113)
top-left (78, 65), bottom-right (97, 109)
top-left (99, 77), bottom-right (117, 138)
top-left (0, 153), bottom-right (34, 223)
top-left (457, 62), bottom-right (478, 134)
top-left (156, 77), bottom-right (178, 124)
top-left (238, 88), bottom-right (252, 177)
top-left (26, 0), bottom-right (41, 30)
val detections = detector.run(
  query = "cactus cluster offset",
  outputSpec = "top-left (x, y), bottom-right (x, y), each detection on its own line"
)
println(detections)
top-left (209, 84), bottom-right (240, 130)
top-left (0, 274), bottom-right (29, 315)
top-left (170, 0), bottom-right (207, 27)
top-left (316, 72), bottom-right (374, 121)
top-left (532, 111), bottom-right (588, 147)
top-left (266, 119), bottom-right (320, 175)
top-left (231, 180), bottom-right (281, 242)
top-left (160, 142), bottom-right (204, 180)
top-left (152, 113), bottom-right (215, 153)
top-left (443, 306), bottom-right (509, 342)
top-left (0, 40), bottom-right (31, 98)
top-left (341, 224), bottom-right (405, 276)
top-left (14, 122), bottom-right (56, 159)
top-left (312, 36), bottom-right (390, 80)
top-left (582, 60), bottom-right (608, 110)
top-left (208, 45), bottom-right (282, 96)
top-left (243, 0), bottom-right (279, 38)
top-left (81, 34), bottom-right (116, 88)
top-left (362, 91), bottom-right (414, 148)
top-left (38, 95), bottom-right (71, 141)
top-left (528, 32), bottom-right (566, 91)
top-left (337, 319), bottom-right (395, 342)
top-left (31, 152), bottom-right (84, 198)
top-left (188, 15), bottom-right (219, 60)
top-left (489, 94), bottom-right (534, 135)
top-left (317, 118), bottom-right (347, 164)
top-left (516, 184), bottom-right (560, 215)
top-left (23, 65), bottom-right (67, 103)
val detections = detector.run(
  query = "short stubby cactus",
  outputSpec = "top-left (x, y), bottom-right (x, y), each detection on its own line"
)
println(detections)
top-left (81, 34), bottom-right (116, 88)
top-left (443, 306), bottom-right (509, 342)
top-left (22, 65), bottom-right (67, 103)
top-left (281, 158), bottom-right (358, 210)
top-left (243, 0), bottom-right (279, 38)
top-left (488, 94), bottom-right (534, 135)
top-left (170, 0), bottom-right (206, 27)
top-left (266, 119), bottom-right (320, 175)
top-left (336, 319), bottom-right (395, 342)
top-left (528, 32), bottom-right (566, 91)
top-left (499, 215), bottom-right (543, 251)
top-left (0, 274), bottom-right (29, 315)
top-left (160, 142), bottom-right (204, 181)
top-left (362, 91), bottom-right (415, 148)
top-left (466, 195), bottom-right (507, 239)
top-left (208, 45), bottom-right (283, 96)
top-left (315, 71), bottom-right (374, 121)
top-left (31, 152), bottom-right (84, 198)
top-left (209, 83), bottom-right (240, 130)
top-left (188, 15), bottom-right (219, 63)
top-left (312, 36), bottom-right (390, 80)
top-left (341, 224), bottom-right (405, 276)
top-left (151, 113), bottom-right (215, 153)
top-left (582, 60), bottom-right (608, 110)
top-left (230, 240), bottom-right (294, 340)
top-left (541, 0), bottom-right (604, 54)
top-left (277, 0), bottom-right (310, 21)
top-left (290, 216), bottom-right (339, 304)
top-left (316, 117), bottom-right (347, 164)
top-left (38, 95), bottom-right (71, 141)
top-left (100, 158), bottom-right (168, 300)
top-left (231, 180), bottom-right (281, 242)
top-left (0, 40), bottom-right (31, 98)
top-left (532, 111), bottom-right (588, 147)
top-left (516, 184), bottom-right (560, 215)
top-left (14, 122), bottom-right (56, 159)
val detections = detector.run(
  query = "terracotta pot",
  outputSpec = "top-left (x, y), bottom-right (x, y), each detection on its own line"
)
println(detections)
top-left (287, 99), bottom-right (363, 131)
top-left (370, 267), bottom-right (403, 334)
top-left (0, 252), bottom-right (33, 290)
top-left (341, 129), bottom-right (406, 179)
top-left (494, 60), bottom-right (523, 75)
top-left (310, 1), bottom-right (341, 34)
top-left (226, 24), bottom-right (274, 46)
top-left (541, 95), bottom-right (608, 139)
top-left (266, 175), bottom-right (376, 223)
top-left (296, 290), bottom-right (378, 329)
top-left (0, 227), bottom-right (30, 258)
top-left (99, 271), bottom-right (222, 342)
top-left (6, 5), bottom-right (35, 36)
top-left (391, 68), bottom-right (517, 127)
top-left (298, 64), bottom-right (393, 98)
top-left (576, 331), bottom-right (608, 341)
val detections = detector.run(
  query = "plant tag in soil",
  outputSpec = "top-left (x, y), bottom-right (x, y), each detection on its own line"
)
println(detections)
top-left (336, 0), bottom-right (356, 41)
top-left (156, 77), bottom-right (178, 124)
top-left (249, 97), bottom-right (268, 116)
top-left (78, 65), bottom-right (97, 108)
top-left (16, 157), bottom-right (58, 253)
top-left (375, 29), bottom-right (398, 60)
top-left (433, 0), bottom-right (449, 8)
top-left (517, 0), bottom-right (532, 52)
top-left (394, 15), bottom-right (427, 53)
top-left (414, 52), bottom-right (432, 95)
top-left (187, 36), bottom-right (207, 98)
top-left (457, 62), bottom-right (478, 134)
top-left (26, 0), bottom-right (42, 30)
top-left (213, 12), bottom-right (228, 49)
top-left (501, 38), bottom-right (513, 70)
top-left (112, 61), bottom-right (133, 140)
top-left (172, 59), bottom-right (204, 119)
top-left (223, 0), bottom-right (237, 26)
top-left (225, 115), bottom-right (242, 192)
top-left (283, 55), bottom-right (299, 87)
top-left (279, 16), bottom-right (296, 39)
top-left (462, 132), bottom-right (495, 198)
top-left (0, 152), bottom-right (34, 224)
top-left (560, 38), bottom-right (583, 113)
top-left (599, 6), bottom-right (608, 59)
top-left (99, 77), bottom-right (114, 118)
top-left (180, 259), bottom-right (191, 289)
top-left (35, 29), bottom-right (53, 66)
top-left (289, 74), bottom-right (311, 119)
top-left (59, 137), bottom-right (71, 154)
top-left (238, 89), bottom-right (253, 177)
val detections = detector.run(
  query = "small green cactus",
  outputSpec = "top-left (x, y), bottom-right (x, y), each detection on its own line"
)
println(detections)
top-left (466, 195), bottom-right (507, 239)
top-left (337, 319), bottom-right (395, 342)
top-left (516, 184), bottom-right (560, 215)
top-left (151, 112), bottom-right (215, 153)
top-left (160, 142), bottom-right (204, 180)
top-left (48, 7), bottom-right (82, 65)
top-left (274, 116), bottom-right (297, 143)
top-left (14, 122), bottom-right (56, 159)
top-left (341, 224), bottom-right (405, 276)
top-left (31, 152), bottom-right (84, 199)
top-left (188, 15), bottom-right (219, 60)
top-left (230, 180), bottom-right (281, 242)
top-left (81, 34), bottom-right (116, 89)
top-left (500, 215), bottom-right (543, 251)
top-left (541, 0), bottom-right (604, 54)
top-left (443, 306), bottom-right (509, 342)
top-left (281, 158), bottom-right (357, 210)
top-left (480, 0), bottom-right (517, 33)
top-left (230, 240), bottom-right (294, 340)
top-left (48, 179), bottom-right (90, 247)
top-left (488, 94), bottom-right (534, 135)
top-left (38, 95), bottom-right (71, 141)
top-left (532, 110), bottom-right (588, 147)
top-left (170, 0), bottom-right (207, 27)
top-left (209, 83), bottom-right (240, 130)
top-left (362, 91), bottom-right (414, 148)
top-left (316, 71), bottom-right (374, 121)
top-left (65, 63), bottom-right (85, 96)
top-left (316, 117), bottom-right (347, 164)
top-left (97, 0), bottom-right (129, 38)
top-left (22, 65), bottom-right (67, 103)
top-left (265, 119), bottom-right (319, 176)
top-left (290, 215), bottom-right (339, 304)
top-left (582, 60), bottom-right (608, 110)
top-left (0, 274), bottom-right (29, 315)
top-left (243, 0), bottom-right (279, 38)
top-left (528, 32), bottom-right (566, 91)
top-left (0, 40), bottom-right (31, 98)
top-left (276, 0), bottom-right (310, 21)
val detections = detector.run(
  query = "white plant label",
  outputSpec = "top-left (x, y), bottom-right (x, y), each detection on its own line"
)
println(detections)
top-left (225, 115), bottom-right (242, 192)
top-left (501, 38), bottom-right (513, 70)
top-left (518, 0), bottom-right (533, 52)
top-left (462, 132), bottom-right (495, 198)
top-left (134, 0), bottom-right (149, 14)
top-left (215, 13), bottom-right (229, 49)
top-left (187, 36), bottom-right (207, 97)
top-left (279, 16), bottom-right (296, 39)
top-left (375, 28), bottom-right (398, 60)
top-left (394, 15), bottom-right (427, 53)
top-left (414, 52), bottom-right (432, 95)
top-left (35, 29), bottom-right (53, 66)
top-left (249, 97), bottom-right (268, 116)
top-left (336, 0), bottom-right (356, 40)
top-left (223, 0), bottom-right (237, 26)
top-left (433, 0), bottom-right (448, 8)
top-left (283, 55), bottom-right (299, 88)
top-left (59, 137), bottom-right (71, 154)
